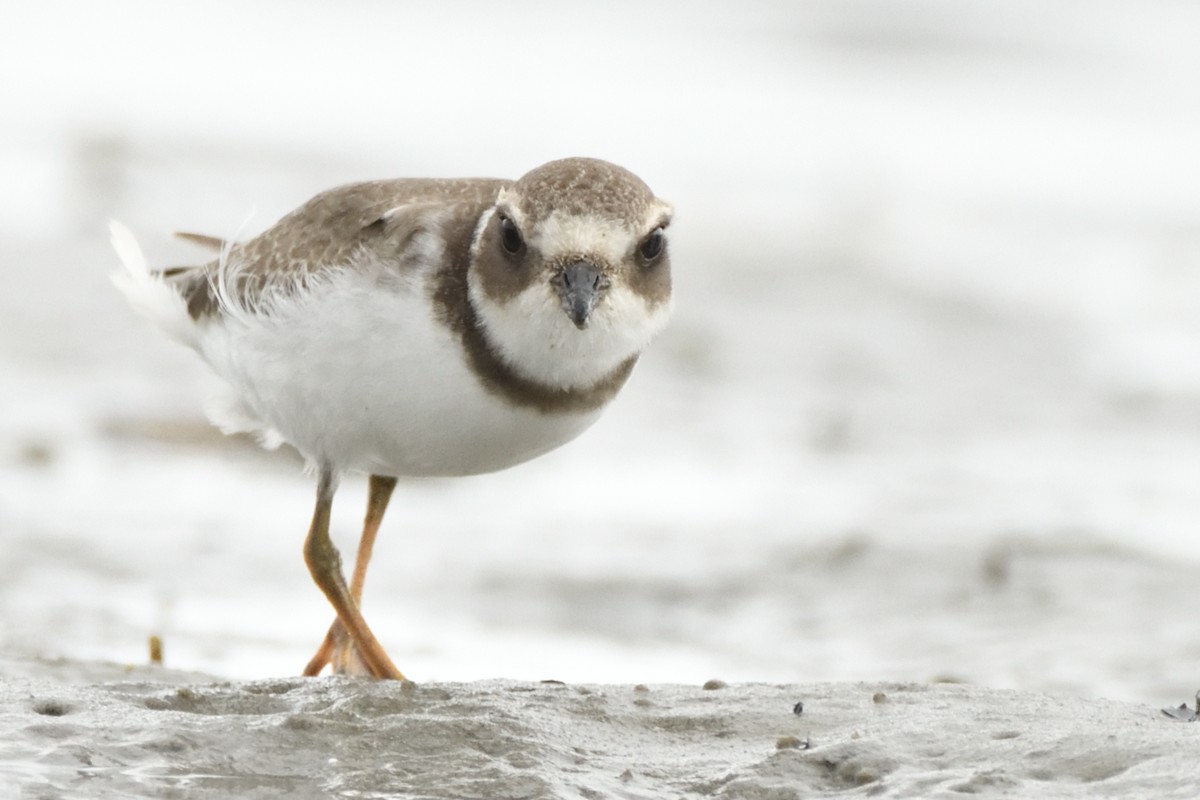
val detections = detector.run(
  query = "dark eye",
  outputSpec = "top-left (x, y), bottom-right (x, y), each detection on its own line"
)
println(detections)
top-left (499, 215), bottom-right (523, 255)
top-left (639, 228), bottom-right (665, 262)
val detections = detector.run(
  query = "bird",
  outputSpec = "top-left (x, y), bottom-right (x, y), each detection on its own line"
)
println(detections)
top-left (110, 157), bottom-right (674, 680)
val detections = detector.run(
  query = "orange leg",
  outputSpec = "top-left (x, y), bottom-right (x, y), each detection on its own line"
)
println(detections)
top-left (301, 469), bottom-right (405, 680)
top-left (303, 474), bottom-right (399, 678)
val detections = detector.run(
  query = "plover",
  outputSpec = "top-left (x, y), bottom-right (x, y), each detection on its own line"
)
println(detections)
top-left (111, 157), bottom-right (673, 679)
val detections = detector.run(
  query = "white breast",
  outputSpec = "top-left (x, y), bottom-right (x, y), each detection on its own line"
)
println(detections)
top-left (196, 264), bottom-right (603, 477)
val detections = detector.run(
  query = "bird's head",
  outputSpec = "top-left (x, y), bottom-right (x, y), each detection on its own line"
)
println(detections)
top-left (467, 157), bottom-right (673, 391)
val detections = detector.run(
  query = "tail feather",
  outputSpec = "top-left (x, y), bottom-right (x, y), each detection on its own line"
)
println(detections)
top-left (173, 231), bottom-right (229, 251)
top-left (109, 221), bottom-right (201, 349)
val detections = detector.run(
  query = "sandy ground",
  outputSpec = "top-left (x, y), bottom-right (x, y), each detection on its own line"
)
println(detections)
top-left (5, 657), bottom-right (1200, 799)
top-left (3, 1), bottom-right (1200, 797)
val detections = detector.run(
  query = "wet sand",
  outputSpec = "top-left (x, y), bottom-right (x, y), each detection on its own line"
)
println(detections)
top-left (5, 657), bottom-right (1199, 799)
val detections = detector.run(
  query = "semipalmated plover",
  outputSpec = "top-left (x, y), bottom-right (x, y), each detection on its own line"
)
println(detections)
top-left (111, 157), bottom-right (673, 679)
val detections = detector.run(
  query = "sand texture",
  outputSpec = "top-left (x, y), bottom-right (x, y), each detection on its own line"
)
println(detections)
top-left (5, 659), bottom-right (1199, 799)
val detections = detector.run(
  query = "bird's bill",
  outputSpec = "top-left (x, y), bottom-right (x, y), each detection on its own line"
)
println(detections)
top-left (553, 260), bottom-right (608, 329)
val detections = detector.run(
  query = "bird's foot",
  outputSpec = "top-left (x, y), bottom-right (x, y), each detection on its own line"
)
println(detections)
top-left (328, 624), bottom-right (374, 677)
top-left (302, 619), bottom-right (405, 680)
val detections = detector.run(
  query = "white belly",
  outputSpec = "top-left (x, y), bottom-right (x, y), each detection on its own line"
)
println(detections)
top-left (195, 268), bottom-right (602, 477)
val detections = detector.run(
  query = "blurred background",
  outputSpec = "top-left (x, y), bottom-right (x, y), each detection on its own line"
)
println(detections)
top-left (1, 1), bottom-right (1198, 703)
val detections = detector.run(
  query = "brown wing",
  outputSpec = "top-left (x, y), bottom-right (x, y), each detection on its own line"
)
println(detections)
top-left (171, 177), bottom-right (509, 320)
top-left (228, 178), bottom-right (507, 278)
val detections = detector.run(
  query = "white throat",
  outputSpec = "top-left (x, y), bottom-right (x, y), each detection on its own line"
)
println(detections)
top-left (467, 272), bottom-right (670, 391)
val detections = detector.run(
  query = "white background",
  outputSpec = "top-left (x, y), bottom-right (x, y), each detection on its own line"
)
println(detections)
top-left (1, 1), bottom-right (1198, 702)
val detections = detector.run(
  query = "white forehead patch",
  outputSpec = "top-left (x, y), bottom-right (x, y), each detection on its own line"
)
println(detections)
top-left (529, 211), bottom-right (635, 267)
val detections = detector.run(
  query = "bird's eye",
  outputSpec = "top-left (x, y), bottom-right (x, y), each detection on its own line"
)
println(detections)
top-left (499, 215), bottom-right (523, 255)
top-left (638, 227), bottom-right (665, 262)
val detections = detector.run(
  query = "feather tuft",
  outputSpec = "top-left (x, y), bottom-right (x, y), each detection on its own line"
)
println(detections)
top-left (109, 220), bottom-right (200, 349)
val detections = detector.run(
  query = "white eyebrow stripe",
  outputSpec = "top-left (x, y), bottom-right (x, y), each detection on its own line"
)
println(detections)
top-left (469, 206), bottom-right (498, 261)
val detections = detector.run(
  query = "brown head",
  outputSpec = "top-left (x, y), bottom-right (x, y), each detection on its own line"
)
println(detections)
top-left (467, 158), bottom-right (674, 391)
